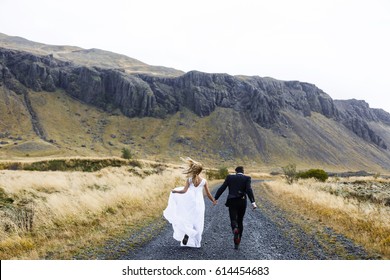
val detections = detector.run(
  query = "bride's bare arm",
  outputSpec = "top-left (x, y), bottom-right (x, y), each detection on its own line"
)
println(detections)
top-left (172, 179), bottom-right (190, 194)
top-left (204, 181), bottom-right (217, 205)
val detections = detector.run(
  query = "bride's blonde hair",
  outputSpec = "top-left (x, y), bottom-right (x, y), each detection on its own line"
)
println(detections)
top-left (181, 157), bottom-right (203, 181)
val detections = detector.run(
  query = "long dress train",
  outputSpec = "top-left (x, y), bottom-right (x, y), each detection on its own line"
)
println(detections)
top-left (163, 178), bottom-right (206, 248)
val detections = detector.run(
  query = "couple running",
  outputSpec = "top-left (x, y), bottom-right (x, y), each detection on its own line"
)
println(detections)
top-left (163, 157), bottom-right (257, 249)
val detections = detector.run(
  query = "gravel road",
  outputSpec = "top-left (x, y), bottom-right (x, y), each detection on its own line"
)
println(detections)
top-left (80, 180), bottom-right (372, 260)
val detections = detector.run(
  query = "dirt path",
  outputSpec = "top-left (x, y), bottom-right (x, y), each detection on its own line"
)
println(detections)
top-left (79, 181), bottom-right (371, 260)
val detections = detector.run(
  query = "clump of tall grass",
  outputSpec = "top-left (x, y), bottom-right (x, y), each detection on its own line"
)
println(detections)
top-left (0, 162), bottom-right (183, 259)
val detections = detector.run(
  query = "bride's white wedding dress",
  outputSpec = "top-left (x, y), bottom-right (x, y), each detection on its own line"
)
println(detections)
top-left (163, 178), bottom-right (206, 248)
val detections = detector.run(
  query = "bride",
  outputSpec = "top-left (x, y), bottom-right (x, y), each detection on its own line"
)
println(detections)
top-left (163, 157), bottom-right (217, 248)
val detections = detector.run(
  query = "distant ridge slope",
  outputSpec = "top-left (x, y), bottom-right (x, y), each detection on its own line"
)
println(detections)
top-left (1, 33), bottom-right (390, 171)
top-left (0, 32), bottom-right (183, 77)
top-left (0, 47), bottom-right (387, 149)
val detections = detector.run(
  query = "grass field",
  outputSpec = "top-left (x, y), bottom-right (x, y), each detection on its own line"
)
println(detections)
top-left (257, 176), bottom-right (390, 259)
top-left (0, 158), bottom-right (184, 259)
top-left (1, 157), bottom-right (389, 259)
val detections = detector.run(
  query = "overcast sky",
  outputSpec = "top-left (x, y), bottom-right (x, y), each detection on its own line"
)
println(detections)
top-left (1, 0), bottom-right (390, 112)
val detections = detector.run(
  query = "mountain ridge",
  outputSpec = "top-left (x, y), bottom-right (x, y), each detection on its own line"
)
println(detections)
top-left (1, 33), bottom-right (390, 171)
top-left (0, 32), bottom-right (183, 77)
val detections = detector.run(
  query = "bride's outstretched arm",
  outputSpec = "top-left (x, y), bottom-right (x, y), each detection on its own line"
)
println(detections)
top-left (172, 178), bottom-right (190, 194)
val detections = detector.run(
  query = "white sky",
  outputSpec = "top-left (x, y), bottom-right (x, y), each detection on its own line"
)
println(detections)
top-left (1, 0), bottom-right (390, 112)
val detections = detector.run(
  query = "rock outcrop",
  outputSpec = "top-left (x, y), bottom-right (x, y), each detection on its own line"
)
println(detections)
top-left (134, 71), bottom-right (340, 131)
top-left (0, 47), bottom-right (388, 149)
top-left (335, 99), bottom-right (387, 149)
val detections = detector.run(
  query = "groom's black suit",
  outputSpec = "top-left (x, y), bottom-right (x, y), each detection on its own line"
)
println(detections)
top-left (214, 173), bottom-right (255, 238)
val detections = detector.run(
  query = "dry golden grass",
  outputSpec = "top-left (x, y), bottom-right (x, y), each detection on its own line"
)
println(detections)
top-left (0, 160), bottom-right (184, 259)
top-left (259, 177), bottom-right (390, 259)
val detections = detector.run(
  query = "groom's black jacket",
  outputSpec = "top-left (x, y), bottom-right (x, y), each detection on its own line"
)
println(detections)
top-left (214, 173), bottom-right (255, 204)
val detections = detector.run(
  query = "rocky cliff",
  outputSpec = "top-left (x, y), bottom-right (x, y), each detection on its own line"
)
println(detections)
top-left (136, 72), bottom-right (338, 127)
top-left (334, 99), bottom-right (388, 149)
top-left (0, 47), bottom-right (387, 151)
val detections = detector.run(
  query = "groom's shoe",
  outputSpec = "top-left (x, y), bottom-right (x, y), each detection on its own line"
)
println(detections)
top-left (233, 228), bottom-right (240, 249)
top-left (182, 234), bottom-right (189, 245)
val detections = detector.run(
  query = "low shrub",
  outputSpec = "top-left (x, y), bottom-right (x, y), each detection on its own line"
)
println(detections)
top-left (22, 158), bottom-right (127, 172)
top-left (1, 162), bottom-right (23, 171)
top-left (206, 167), bottom-right (229, 180)
top-left (282, 164), bottom-right (297, 184)
top-left (297, 169), bottom-right (329, 182)
top-left (129, 159), bottom-right (143, 168)
top-left (121, 148), bottom-right (132, 160)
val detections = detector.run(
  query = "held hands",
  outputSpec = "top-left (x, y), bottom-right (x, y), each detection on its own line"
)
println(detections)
top-left (251, 202), bottom-right (257, 210)
top-left (212, 199), bottom-right (218, 206)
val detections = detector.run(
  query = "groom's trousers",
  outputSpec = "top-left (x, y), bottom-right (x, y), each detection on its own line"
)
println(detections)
top-left (227, 197), bottom-right (247, 237)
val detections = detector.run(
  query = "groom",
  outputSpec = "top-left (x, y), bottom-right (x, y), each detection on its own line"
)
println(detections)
top-left (214, 166), bottom-right (257, 249)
